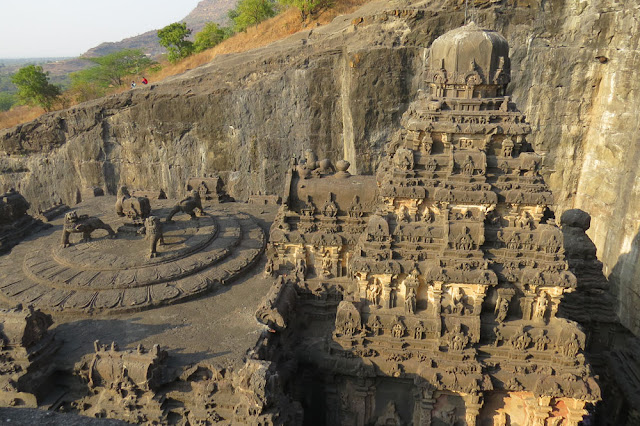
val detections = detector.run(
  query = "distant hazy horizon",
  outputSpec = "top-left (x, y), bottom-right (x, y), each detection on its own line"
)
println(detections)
top-left (0, 0), bottom-right (202, 59)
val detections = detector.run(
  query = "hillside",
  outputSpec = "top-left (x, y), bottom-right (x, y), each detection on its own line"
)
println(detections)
top-left (82, 0), bottom-right (238, 58)
top-left (0, 0), bottom-right (639, 339)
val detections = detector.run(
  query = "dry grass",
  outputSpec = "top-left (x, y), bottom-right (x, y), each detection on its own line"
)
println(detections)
top-left (0, 0), bottom-right (373, 131)
top-left (0, 106), bottom-right (45, 130)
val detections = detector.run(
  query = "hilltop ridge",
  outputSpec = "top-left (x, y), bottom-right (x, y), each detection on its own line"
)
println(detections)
top-left (82, 0), bottom-right (238, 58)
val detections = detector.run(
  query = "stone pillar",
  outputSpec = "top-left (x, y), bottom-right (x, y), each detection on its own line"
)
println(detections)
top-left (471, 286), bottom-right (485, 315)
top-left (563, 399), bottom-right (588, 426)
top-left (522, 396), bottom-right (552, 426)
top-left (351, 382), bottom-right (376, 426)
top-left (521, 295), bottom-right (535, 321)
top-left (463, 394), bottom-right (483, 426)
top-left (379, 275), bottom-right (394, 308)
top-left (356, 273), bottom-right (369, 301)
top-left (412, 382), bottom-right (436, 425)
top-left (432, 282), bottom-right (443, 315)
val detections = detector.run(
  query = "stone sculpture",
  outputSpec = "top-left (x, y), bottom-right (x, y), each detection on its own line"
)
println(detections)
top-left (143, 216), bottom-right (164, 258)
top-left (0, 305), bottom-right (60, 408)
top-left (166, 190), bottom-right (203, 222)
top-left (0, 189), bottom-right (47, 253)
top-left (115, 185), bottom-right (151, 221)
top-left (263, 22), bottom-right (600, 425)
top-left (61, 210), bottom-right (116, 247)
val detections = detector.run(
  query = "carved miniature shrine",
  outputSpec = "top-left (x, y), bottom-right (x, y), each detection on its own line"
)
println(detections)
top-left (265, 23), bottom-right (600, 425)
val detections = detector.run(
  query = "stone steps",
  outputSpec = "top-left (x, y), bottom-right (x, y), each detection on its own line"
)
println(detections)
top-left (0, 213), bottom-right (266, 316)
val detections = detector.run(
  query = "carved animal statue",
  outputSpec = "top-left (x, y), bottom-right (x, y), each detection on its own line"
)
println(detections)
top-left (115, 186), bottom-right (151, 220)
top-left (61, 211), bottom-right (116, 248)
top-left (165, 190), bottom-right (203, 222)
top-left (144, 216), bottom-right (164, 258)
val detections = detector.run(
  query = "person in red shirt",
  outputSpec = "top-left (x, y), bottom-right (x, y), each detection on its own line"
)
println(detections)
top-left (141, 77), bottom-right (148, 85)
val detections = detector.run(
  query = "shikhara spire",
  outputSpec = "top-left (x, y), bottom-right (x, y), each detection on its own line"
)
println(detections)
top-left (266, 23), bottom-right (599, 424)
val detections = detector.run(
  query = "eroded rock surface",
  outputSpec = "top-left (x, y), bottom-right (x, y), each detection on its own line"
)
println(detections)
top-left (0, 0), bottom-right (637, 333)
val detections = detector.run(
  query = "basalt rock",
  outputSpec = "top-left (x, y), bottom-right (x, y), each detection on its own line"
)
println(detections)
top-left (264, 22), bottom-right (601, 425)
top-left (0, 305), bottom-right (60, 408)
top-left (0, 0), bottom-right (638, 335)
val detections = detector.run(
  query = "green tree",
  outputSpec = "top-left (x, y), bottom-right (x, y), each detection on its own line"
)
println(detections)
top-left (157, 22), bottom-right (194, 63)
top-left (85, 49), bottom-right (155, 87)
top-left (11, 65), bottom-right (61, 111)
top-left (0, 92), bottom-right (16, 111)
top-left (278, 0), bottom-right (333, 21)
top-left (194, 22), bottom-right (227, 53)
top-left (230, 0), bottom-right (276, 33)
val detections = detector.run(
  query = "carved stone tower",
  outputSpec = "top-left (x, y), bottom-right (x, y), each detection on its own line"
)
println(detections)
top-left (266, 23), bottom-right (600, 425)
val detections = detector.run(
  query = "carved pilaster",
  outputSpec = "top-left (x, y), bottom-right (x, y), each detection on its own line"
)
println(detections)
top-left (522, 396), bottom-right (552, 426)
top-left (462, 394), bottom-right (483, 426)
top-left (563, 399), bottom-right (588, 426)
top-left (352, 383), bottom-right (376, 426)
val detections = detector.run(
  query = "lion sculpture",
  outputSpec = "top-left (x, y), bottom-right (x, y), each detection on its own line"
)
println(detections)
top-left (144, 216), bottom-right (164, 258)
top-left (115, 186), bottom-right (151, 221)
top-left (61, 211), bottom-right (116, 248)
top-left (165, 190), bottom-right (203, 223)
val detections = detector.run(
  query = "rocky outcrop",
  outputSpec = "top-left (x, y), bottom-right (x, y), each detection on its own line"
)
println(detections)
top-left (0, 0), bottom-right (639, 332)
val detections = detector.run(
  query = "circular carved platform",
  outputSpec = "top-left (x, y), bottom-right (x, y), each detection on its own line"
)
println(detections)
top-left (0, 200), bottom-right (266, 315)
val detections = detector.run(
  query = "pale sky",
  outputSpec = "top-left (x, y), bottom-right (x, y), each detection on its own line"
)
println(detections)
top-left (0, 0), bottom-right (202, 58)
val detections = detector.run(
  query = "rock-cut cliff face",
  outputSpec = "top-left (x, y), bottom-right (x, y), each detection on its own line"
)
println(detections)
top-left (0, 0), bottom-right (639, 332)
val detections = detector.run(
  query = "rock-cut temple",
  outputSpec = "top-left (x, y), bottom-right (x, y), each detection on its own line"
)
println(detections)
top-left (263, 23), bottom-right (600, 425)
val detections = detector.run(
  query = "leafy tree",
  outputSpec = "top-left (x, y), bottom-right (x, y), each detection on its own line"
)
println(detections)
top-left (194, 22), bottom-right (227, 53)
top-left (0, 92), bottom-right (16, 111)
top-left (157, 22), bottom-right (194, 63)
top-left (278, 0), bottom-right (333, 21)
top-left (230, 0), bottom-right (276, 33)
top-left (11, 65), bottom-right (61, 111)
top-left (82, 49), bottom-right (155, 87)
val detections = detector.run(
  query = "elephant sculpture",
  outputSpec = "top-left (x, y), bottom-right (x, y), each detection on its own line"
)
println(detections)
top-left (115, 186), bottom-right (151, 221)
top-left (61, 211), bottom-right (116, 248)
top-left (166, 190), bottom-right (203, 223)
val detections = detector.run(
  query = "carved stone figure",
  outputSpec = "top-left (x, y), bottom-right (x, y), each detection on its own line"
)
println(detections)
top-left (534, 331), bottom-right (550, 351)
top-left (533, 291), bottom-right (548, 322)
top-left (391, 318), bottom-right (406, 339)
top-left (115, 186), bottom-right (151, 220)
top-left (166, 190), bottom-right (203, 222)
top-left (394, 148), bottom-right (414, 171)
top-left (495, 296), bottom-right (509, 323)
top-left (454, 227), bottom-right (474, 250)
top-left (516, 210), bottom-right (534, 229)
top-left (294, 256), bottom-right (307, 281)
top-left (445, 323), bottom-right (468, 351)
top-left (510, 326), bottom-right (531, 351)
top-left (322, 193), bottom-right (338, 217)
top-left (335, 301), bottom-right (361, 337)
top-left (367, 279), bottom-right (381, 306)
top-left (370, 316), bottom-right (383, 336)
top-left (321, 251), bottom-right (332, 277)
top-left (564, 333), bottom-right (580, 357)
top-left (462, 155), bottom-right (475, 175)
top-left (414, 321), bottom-right (425, 339)
top-left (61, 211), bottom-right (116, 247)
top-left (405, 288), bottom-right (416, 314)
top-left (451, 287), bottom-right (466, 315)
top-left (143, 216), bottom-right (164, 258)
top-left (301, 195), bottom-right (316, 216)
